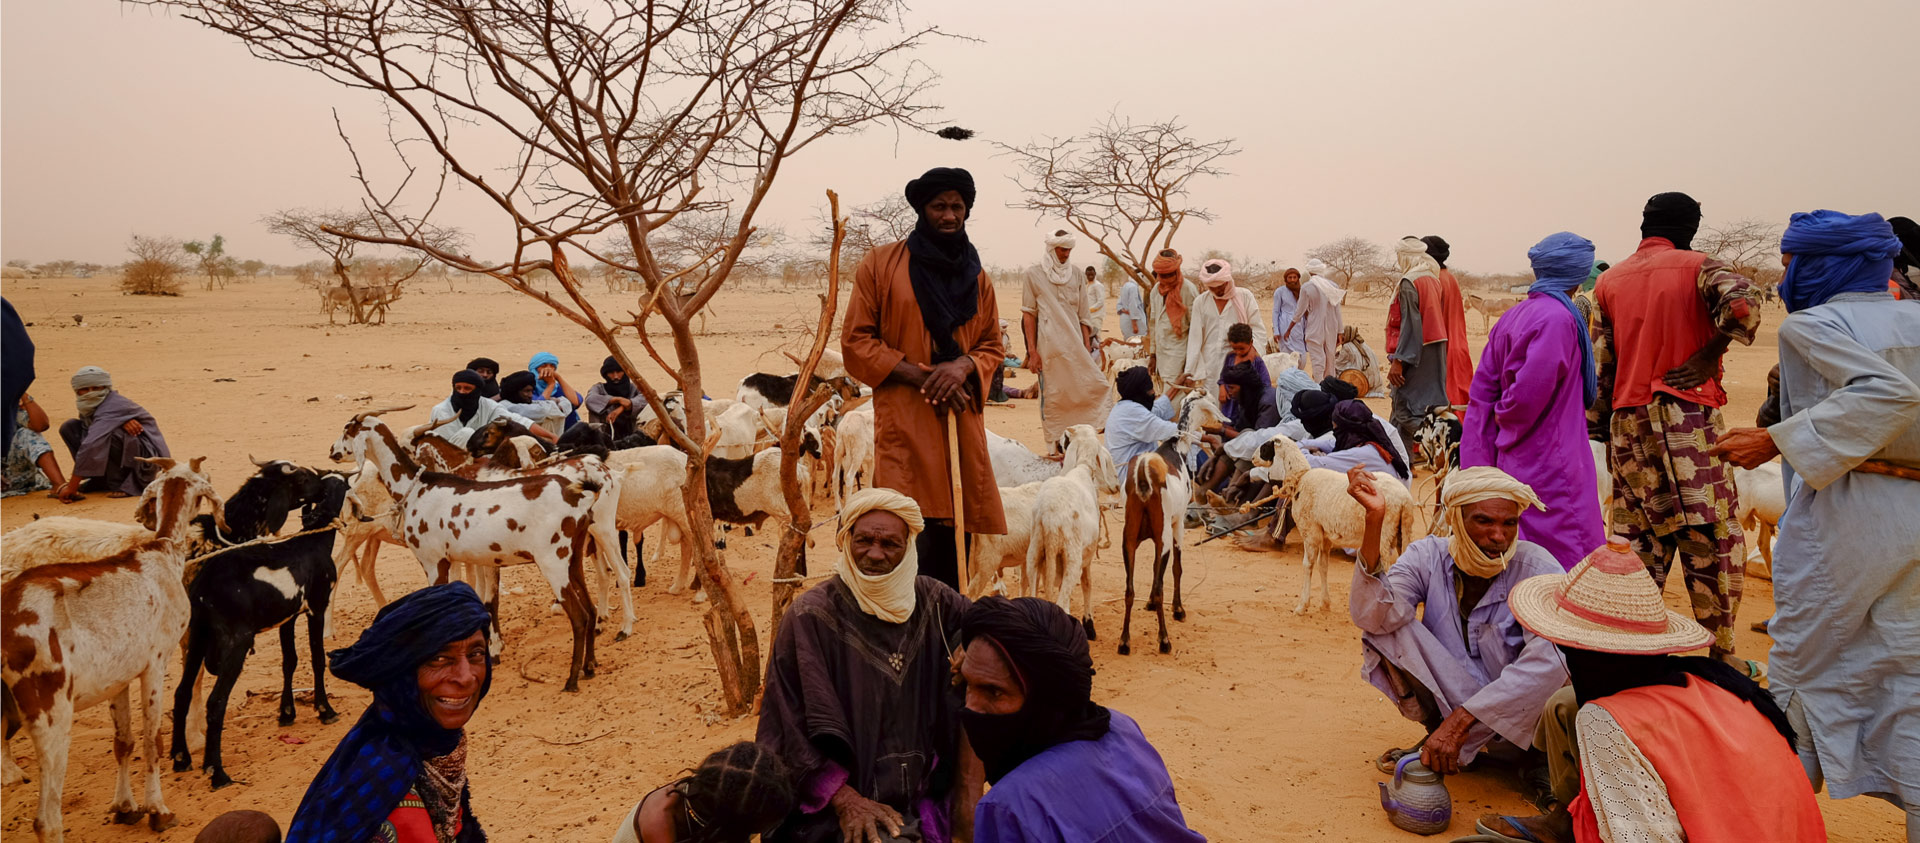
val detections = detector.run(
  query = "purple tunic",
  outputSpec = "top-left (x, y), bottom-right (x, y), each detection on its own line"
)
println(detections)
top-left (1350, 536), bottom-right (1567, 763)
top-left (71, 391), bottom-right (170, 495)
top-left (1459, 294), bottom-right (1604, 569)
top-left (973, 711), bottom-right (1206, 843)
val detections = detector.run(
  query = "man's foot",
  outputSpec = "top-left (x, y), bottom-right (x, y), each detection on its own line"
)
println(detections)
top-left (107, 491), bottom-right (134, 499)
top-left (1475, 811), bottom-right (1573, 843)
top-left (1751, 618), bottom-right (1771, 635)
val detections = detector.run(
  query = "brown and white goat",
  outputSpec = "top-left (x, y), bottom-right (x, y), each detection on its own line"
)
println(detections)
top-left (330, 411), bottom-right (626, 692)
top-left (2, 457), bottom-right (223, 841)
top-left (1117, 394), bottom-right (1222, 655)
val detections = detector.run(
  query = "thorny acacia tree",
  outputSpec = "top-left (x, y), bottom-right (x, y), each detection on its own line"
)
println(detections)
top-left (1697, 218), bottom-right (1785, 290)
top-left (157, 0), bottom-right (941, 714)
top-left (998, 115), bottom-right (1237, 362)
top-left (265, 209), bottom-right (460, 324)
top-left (1304, 236), bottom-right (1388, 289)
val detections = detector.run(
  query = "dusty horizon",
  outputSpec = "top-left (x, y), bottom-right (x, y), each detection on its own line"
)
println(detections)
top-left (4, 0), bottom-right (1917, 277)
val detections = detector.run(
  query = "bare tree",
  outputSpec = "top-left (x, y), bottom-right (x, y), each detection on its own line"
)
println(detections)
top-left (1697, 218), bottom-right (1784, 292)
top-left (999, 114), bottom-right (1237, 363)
top-left (1304, 236), bottom-right (1389, 289)
top-left (814, 194), bottom-right (914, 279)
top-left (265, 209), bottom-right (461, 324)
top-left (157, 0), bottom-right (943, 714)
top-left (120, 235), bottom-right (187, 296)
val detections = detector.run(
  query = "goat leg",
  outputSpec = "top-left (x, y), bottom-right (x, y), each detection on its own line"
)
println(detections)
top-left (1119, 518), bottom-right (1139, 656)
top-left (109, 685), bottom-right (140, 821)
top-left (1171, 543), bottom-right (1187, 623)
top-left (277, 622), bottom-right (299, 727)
top-left (170, 625), bottom-right (210, 773)
top-left (308, 601), bottom-right (338, 724)
top-left (202, 645), bottom-right (248, 790)
top-left (1150, 546), bottom-right (1172, 654)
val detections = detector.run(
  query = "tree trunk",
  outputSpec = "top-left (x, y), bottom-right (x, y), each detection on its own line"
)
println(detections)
top-left (771, 191), bottom-right (847, 633)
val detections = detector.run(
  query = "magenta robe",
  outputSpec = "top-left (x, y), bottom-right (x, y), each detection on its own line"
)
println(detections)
top-left (1459, 295), bottom-right (1603, 569)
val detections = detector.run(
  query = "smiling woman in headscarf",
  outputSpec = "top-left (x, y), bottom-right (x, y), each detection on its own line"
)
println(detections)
top-left (1182, 260), bottom-right (1262, 391)
top-left (286, 582), bottom-right (493, 843)
top-left (1707, 210), bottom-right (1920, 829)
top-left (1459, 231), bottom-right (1606, 570)
top-left (957, 596), bottom-right (1204, 843)
top-left (756, 488), bottom-right (979, 843)
top-left (841, 166), bottom-right (1007, 591)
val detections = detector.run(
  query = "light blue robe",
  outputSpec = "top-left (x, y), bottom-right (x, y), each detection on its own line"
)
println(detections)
top-left (1116, 281), bottom-right (1148, 340)
top-left (1271, 285), bottom-right (1305, 353)
top-left (427, 397), bottom-right (539, 448)
top-left (1104, 396), bottom-right (1177, 485)
top-left (1767, 291), bottom-right (1920, 813)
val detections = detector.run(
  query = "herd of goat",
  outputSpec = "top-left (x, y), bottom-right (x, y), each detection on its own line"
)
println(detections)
top-left (0, 348), bottom-right (1787, 842)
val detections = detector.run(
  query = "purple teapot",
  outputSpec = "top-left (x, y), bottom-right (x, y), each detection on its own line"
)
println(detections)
top-left (1379, 754), bottom-right (1452, 835)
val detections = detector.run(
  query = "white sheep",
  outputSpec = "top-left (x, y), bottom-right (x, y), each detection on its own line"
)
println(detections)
top-left (965, 425), bottom-right (1115, 598)
top-left (1259, 432), bottom-right (1421, 614)
top-left (1026, 445), bottom-right (1120, 636)
top-left (1734, 462), bottom-right (1786, 575)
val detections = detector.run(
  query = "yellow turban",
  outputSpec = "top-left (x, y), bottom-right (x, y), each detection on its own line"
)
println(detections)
top-left (1441, 466), bottom-right (1546, 578)
top-left (835, 488), bottom-right (926, 623)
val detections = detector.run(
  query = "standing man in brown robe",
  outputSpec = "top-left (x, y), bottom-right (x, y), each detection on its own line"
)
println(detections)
top-left (843, 166), bottom-right (1008, 589)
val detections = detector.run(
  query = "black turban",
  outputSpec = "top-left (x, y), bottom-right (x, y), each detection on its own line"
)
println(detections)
top-left (599, 355), bottom-right (636, 400)
top-left (1421, 235), bottom-right (1451, 268)
top-left (959, 596), bottom-right (1110, 783)
top-left (1332, 399), bottom-right (1408, 478)
top-left (1319, 375), bottom-right (1359, 403)
top-left (904, 166), bottom-right (976, 213)
top-left (1891, 216), bottom-right (1920, 274)
top-left (1220, 362), bottom-right (1266, 430)
top-left (465, 357), bottom-right (498, 374)
top-left (500, 370), bottom-right (536, 402)
top-left (1641, 192), bottom-right (1702, 251)
top-left (449, 369), bottom-right (485, 421)
top-left (1115, 366), bottom-right (1155, 410)
top-left (1291, 389), bottom-right (1337, 438)
top-left (451, 369), bottom-right (484, 388)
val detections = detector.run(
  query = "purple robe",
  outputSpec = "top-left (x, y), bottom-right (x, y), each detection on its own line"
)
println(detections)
top-left (69, 391), bottom-right (170, 495)
top-left (973, 711), bottom-right (1206, 843)
top-left (1349, 536), bottom-right (1568, 763)
top-left (1459, 294), bottom-right (1604, 569)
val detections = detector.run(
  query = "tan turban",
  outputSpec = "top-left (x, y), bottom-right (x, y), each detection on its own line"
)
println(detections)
top-left (1394, 236), bottom-right (1443, 282)
top-left (835, 488), bottom-right (927, 623)
top-left (1441, 466), bottom-right (1546, 578)
top-left (1151, 250), bottom-right (1188, 336)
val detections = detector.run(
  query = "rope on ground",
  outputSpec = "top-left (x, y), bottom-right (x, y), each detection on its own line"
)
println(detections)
top-left (532, 726), bottom-right (617, 746)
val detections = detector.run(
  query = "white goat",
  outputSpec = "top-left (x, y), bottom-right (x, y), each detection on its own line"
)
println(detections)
top-left (831, 405), bottom-right (876, 515)
top-left (1260, 433), bottom-right (1421, 614)
top-left (968, 425), bottom-right (1113, 598)
top-left (2, 458), bottom-right (224, 841)
top-left (605, 445), bottom-right (699, 596)
top-left (1026, 444), bottom-right (1121, 635)
top-left (1734, 462), bottom-right (1786, 574)
top-left (988, 427), bottom-right (1078, 487)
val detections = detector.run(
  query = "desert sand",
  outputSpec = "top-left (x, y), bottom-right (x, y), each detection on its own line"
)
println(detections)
top-left (1, 274), bottom-right (1904, 841)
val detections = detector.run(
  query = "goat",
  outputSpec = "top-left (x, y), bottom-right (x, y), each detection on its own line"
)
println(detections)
top-left (465, 416), bottom-right (544, 461)
top-left (1117, 396), bottom-right (1223, 655)
top-left (831, 405), bottom-right (877, 515)
top-left (1733, 462), bottom-right (1785, 575)
top-left (1026, 442), bottom-right (1121, 637)
top-left (1412, 408), bottom-right (1462, 475)
top-left (1259, 433), bottom-right (1420, 614)
top-left (968, 425), bottom-right (1113, 598)
top-left (170, 475), bottom-right (353, 790)
top-left (735, 351), bottom-right (849, 409)
top-left (330, 411), bottom-right (628, 692)
top-left (987, 427), bottom-right (1082, 487)
top-left (605, 446), bottom-right (695, 593)
top-left (2, 458), bottom-right (223, 841)
top-left (333, 461), bottom-right (408, 610)
top-left (1261, 351), bottom-right (1303, 375)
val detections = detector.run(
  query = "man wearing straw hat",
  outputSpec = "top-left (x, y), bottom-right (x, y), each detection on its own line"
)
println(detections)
top-left (1481, 539), bottom-right (1825, 843)
top-left (1344, 465), bottom-right (1567, 797)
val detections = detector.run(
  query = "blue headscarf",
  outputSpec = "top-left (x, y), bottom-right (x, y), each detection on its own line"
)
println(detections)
top-left (1527, 232), bottom-right (1599, 407)
top-left (527, 351), bottom-right (561, 393)
top-left (1777, 210), bottom-right (1901, 312)
top-left (286, 583), bottom-right (493, 843)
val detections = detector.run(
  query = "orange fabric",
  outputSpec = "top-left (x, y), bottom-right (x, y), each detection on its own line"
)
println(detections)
top-left (1594, 238), bottom-right (1727, 409)
top-left (841, 241), bottom-right (1008, 532)
top-left (1385, 270), bottom-right (1474, 405)
top-left (1570, 677), bottom-right (1827, 843)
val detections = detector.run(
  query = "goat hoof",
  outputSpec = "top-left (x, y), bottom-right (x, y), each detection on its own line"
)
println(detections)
top-left (614, 631), bottom-right (630, 642)
top-left (278, 711), bottom-right (296, 727)
top-left (318, 709), bottom-right (340, 725)
top-left (150, 811), bottom-right (179, 833)
top-left (210, 771), bottom-right (236, 791)
top-left (1158, 640), bottom-right (1172, 654)
top-left (1173, 609), bottom-right (1186, 622)
top-left (562, 681), bottom-right (581, 693)
top-left (1082, 618), bottom-right (1097, 640)
top-left (111, 806), bottom-right (143, 825)
top-left (1145, 600), bottom-right (1161, 611)
top-left (1291, 605), bottom-right (1308, 616)
top-left (171, 754), bottom-right (192, 773)
top-left (1118, 643), bottom-right (1131, 655)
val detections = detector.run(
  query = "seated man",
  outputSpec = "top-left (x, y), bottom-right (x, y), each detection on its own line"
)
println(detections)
top-left (496, 370), bottom-right (572, 438)
top-left (427, 369), bottom-right (549, 448)
top-left (957, 596), bottom-right (1205, 843)
top-left (1104, 368), bottom-right (1177, 487)
top-left (757, 489), bottom-right (981, 843)
top-left (582, 356), bottom-right (640, 439)
top-left (56, 366), bottom-right (170, 499)
top-left (1298, 400), bottom-right (1411, 486)
top-left (1345, 465), bottom-right (1566, 795)
top-left (1494, 540), bottom-right (1826, 843)
top-left (612, 742), bottom-right (795, 843)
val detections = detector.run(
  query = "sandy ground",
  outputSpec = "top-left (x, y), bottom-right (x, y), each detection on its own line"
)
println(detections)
top-left (1, 274), bottom-right (1904, 842)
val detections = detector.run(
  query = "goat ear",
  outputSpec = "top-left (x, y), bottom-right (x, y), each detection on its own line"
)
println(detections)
top-left (134, 493), bottom-right (157, 529)
top-left (189, 456), bottom-right (207, 473)
top-left (138, 456), bottom-right (177, 471)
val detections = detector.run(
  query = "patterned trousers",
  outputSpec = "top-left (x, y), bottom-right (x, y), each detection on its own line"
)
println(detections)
top-left (1607, 396), bottom-right (1745, 658)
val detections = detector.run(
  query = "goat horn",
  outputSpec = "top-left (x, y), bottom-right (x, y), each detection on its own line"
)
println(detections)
top-left (783, 351), bottom-right (807, 368)
top-left (189, 456), bottom-right (207, 473)
top-left (137, 456), bottom-right (177, 470)
top-left (249, 454), bottom-right (273, 467)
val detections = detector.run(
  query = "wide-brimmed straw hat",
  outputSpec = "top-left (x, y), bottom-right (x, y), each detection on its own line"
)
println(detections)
top-left (1510, 537), bottom-right (1713, 655)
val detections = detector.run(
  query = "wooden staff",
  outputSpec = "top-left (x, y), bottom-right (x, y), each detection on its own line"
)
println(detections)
top-left (947, 408), bottom-right (971, 590)
top-left (1859, 459), bottom-right (1920, 482)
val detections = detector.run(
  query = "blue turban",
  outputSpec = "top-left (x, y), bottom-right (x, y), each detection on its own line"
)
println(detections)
top-left (1778, 210), bottom-right (1901, 312)
top-left (286, 583), bottom-right (493, 843)
top-left (1527, 232), bottom-right (1599, 407)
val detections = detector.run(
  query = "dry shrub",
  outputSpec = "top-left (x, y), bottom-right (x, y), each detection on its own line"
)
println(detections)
top-left (120, 235), bottom-right (186, 296)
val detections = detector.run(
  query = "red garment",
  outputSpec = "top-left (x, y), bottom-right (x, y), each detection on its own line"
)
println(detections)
top-left (1384, 270), bottom-right (1473, 405)
top-left (1594, 238), bottom-right (1728, 409)
top-left (1570, 677), bottom-right (1827, 843)
top-left (381, 789), bottom-right (458, 842)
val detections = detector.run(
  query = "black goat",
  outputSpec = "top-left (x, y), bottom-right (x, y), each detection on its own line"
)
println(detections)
top-left (171, 474), bottom-right (353, 790)
top-left (466, 416), bottom-right (543, 460)
top-left (171, 458), bottom-right (331, 557)
top-left (555, 421), bottom-right (614, 460)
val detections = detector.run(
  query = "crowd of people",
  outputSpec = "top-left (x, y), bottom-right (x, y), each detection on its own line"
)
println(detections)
top-left (1, 163), bottom-right (1915, 842)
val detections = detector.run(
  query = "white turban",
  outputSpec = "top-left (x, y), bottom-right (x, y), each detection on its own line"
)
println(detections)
top-left (71, 366), bottom-right (112, 391)
top-left (1304, 258), bottom-right (1331, 279)
top-left (1039, 230), bottom-right (1078, 285)
top-left (1044, 229), bottom-right (1078, 250)
top-left (1198, 259), bottom-right (1234, 286)
top-left (1395, 237), bottom-right (1443, 282)
top-left (1441, 466), bottom-right (1546, 578)
top-left (835, 487), bottom-right (926, 623)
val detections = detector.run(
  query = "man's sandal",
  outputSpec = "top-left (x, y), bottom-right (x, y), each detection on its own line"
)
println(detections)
top-left (1374, 744), bottom-right (1422, 774)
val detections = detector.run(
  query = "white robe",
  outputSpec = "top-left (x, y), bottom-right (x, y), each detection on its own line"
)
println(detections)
top-left (427, 398), bottom-right (539, 448)
top-left (1024, 257), bottom-right (1114, 443)
top-left (1183, 286), bottom-right (1262, 391)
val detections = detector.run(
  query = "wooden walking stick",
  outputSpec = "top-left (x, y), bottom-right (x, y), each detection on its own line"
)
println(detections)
top-left (947, 407), bottom-right (972, 590)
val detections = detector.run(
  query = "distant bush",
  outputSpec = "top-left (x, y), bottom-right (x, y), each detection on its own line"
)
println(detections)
top-left (120, 235), bottom-right (187, 296)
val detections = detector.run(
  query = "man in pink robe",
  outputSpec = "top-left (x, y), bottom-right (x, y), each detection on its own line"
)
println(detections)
top-left (1459, 232), bottom-right (1605, 570)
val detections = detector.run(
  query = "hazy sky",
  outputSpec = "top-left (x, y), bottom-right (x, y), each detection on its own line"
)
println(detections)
top-left (4, 0), bottom-right (1916, 275)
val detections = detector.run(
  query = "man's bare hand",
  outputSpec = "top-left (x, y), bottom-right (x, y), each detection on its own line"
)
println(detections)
top-left (1663, 349), bottom-right (1721, 391)
top-left (1388, 360), bottom-right (1406, 389)
top-left (1420, 707), bottom-right (1477, 775)
top-left (121, 419), bottom-right (144, 436)
top-left (1346, 466), bottom-right (1386, 515)
top-left (1026, 352), bottom-right (1043, 374)
top-left (921, 359), bottom-right (976, 412)
top-left (831, 786), bottom-right (904, 843)
top-left (1708, 427), bottom-right (1780, 470)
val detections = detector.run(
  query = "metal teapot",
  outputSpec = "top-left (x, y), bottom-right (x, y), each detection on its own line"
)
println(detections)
top-left (1378, 754), bottom-right (1452, 835)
